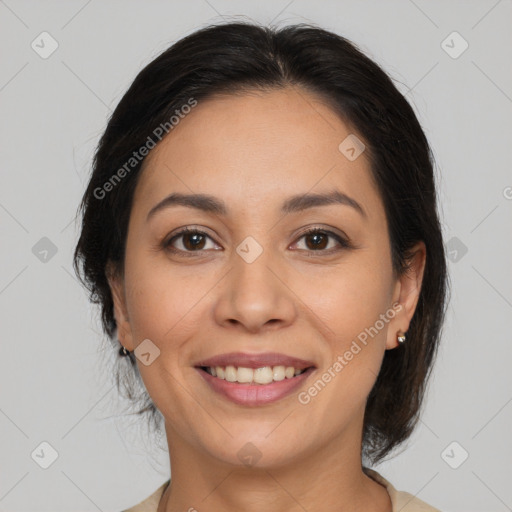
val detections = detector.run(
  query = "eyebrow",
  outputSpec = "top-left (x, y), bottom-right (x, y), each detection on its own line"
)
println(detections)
top-left (146, 190), bottom-right (366, 221)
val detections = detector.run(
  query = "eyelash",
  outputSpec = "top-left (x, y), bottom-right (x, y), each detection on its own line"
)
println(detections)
top-left (162, 226), bottom-right (352, 258)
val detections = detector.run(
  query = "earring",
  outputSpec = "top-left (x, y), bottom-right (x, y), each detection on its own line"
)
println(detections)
top-left (119, 345), bottom-right (131, 356)
top-left (397, 331), bottom-right (406, 344)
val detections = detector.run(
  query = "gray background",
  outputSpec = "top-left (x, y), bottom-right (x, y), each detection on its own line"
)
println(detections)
top-left (1, 1), bottom-right (511, 511)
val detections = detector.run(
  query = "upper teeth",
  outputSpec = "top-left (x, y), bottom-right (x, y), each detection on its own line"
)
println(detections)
top-left (206, 365), bottom-right (306, 384)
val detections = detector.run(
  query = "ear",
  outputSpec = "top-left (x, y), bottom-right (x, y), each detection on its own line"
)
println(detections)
top-left (386, 241), bottom-right (426, 350)
top-left (106, 262), bottom-right (135, 351)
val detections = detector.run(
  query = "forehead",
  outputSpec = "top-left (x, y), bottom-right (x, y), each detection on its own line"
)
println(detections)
top-left (133, 87), bottom-right (383, 220)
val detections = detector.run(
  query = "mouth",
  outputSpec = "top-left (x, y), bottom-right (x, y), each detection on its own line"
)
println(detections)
top-left (197, 364), bottom-right (310, 384)
top-left (193, 351), bottom-right (317, 406)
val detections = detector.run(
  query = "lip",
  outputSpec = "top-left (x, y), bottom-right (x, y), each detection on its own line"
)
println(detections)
top-left (194, 351), bottom-right (316, 370)
top-left (195, 366), bottom-right (316, 406)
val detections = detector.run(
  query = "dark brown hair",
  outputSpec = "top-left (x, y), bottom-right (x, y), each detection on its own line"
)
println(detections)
top-left (73, 21), bottom-right (449, 464)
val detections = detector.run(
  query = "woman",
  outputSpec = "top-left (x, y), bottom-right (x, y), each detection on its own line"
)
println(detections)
top-left (74, 21), bottom-right (448, 512)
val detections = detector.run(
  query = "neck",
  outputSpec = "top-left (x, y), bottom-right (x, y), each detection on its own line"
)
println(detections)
top-left (158, 424), bottom-right (391, 512)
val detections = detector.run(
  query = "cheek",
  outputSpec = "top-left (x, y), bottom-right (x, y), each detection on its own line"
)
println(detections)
top-left (300, 257), bottom-right (392, 343)
top-left (121, 254), bottom-right (208, 418)
top-left (122, 249), bottom-right (222, 364)
top-left (294, 262), bottom-right (393, 423)
top-left (295, 245), bottom-right (394, 404)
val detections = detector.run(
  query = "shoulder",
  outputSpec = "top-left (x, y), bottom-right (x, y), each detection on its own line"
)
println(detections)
top-left (364, 468), bottom-right (442, 512)
top-left (122, 480), bottom-right (170, 512)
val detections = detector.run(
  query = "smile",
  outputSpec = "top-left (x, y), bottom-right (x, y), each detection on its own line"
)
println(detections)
top-left (200, 364), bottom-right (308, 384)
top-left (195, 365), bottom-right (316, 406)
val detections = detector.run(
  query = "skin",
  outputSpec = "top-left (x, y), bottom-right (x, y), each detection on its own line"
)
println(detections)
top-left (108, 87), bottom-right (426, 512)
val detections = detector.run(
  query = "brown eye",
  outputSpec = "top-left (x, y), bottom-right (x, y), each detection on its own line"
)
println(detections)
top-left (304, 231), bottom-right (329, 250)
top-left (181, 232), bottom-right (207, 250)
top-left (293, 228), bottom-right (351, 254)
top-left (164, 228), bottom-right (220, 255)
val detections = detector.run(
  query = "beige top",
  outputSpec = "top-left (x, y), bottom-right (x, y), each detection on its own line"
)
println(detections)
top-left (123, 468), bottom-right (441, 511)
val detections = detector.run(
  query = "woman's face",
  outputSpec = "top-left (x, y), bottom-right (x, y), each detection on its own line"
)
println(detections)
top-left (109, 87), bottom-right (424, 468)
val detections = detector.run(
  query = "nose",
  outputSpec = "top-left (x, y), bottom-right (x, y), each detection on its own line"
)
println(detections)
top-left (213, 247), bottom-right (297, 333)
